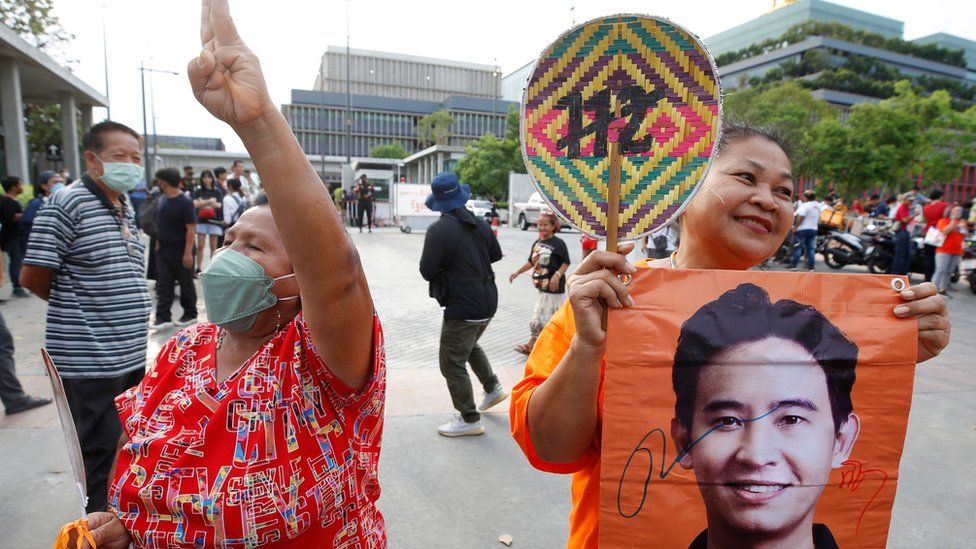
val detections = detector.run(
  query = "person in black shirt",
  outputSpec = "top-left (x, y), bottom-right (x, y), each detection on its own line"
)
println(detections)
top-left (0, 176), bottom-right (28, 297)
top-left (510, 211), bottom-right (570, 355)
top-left (420, 172), bottom-right (508, 437)
top-left (151, 168), bottom-right (197, 329)
top-left (181, 165), bottom-right (197, 194)
top-left (354, 174), bottom-right (375, 233)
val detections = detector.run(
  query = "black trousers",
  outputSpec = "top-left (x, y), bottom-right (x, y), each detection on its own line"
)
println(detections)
top-left (357, 200), bottom-right (374, 230)
top-left (62, 368), bottom-right (145, 513)
top-left (155, 246), bottom-right (197, 322)
top-left (923, 243), bottom-right (938, 282)
top-left (0, 309), bottom-right (28, 410)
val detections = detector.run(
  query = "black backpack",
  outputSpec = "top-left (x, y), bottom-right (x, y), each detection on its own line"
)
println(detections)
top-left (138, 191), bottom-right (160, 237)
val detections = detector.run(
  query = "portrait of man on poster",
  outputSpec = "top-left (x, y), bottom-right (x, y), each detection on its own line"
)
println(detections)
top-left (669, 283), bottom-right (861, 549)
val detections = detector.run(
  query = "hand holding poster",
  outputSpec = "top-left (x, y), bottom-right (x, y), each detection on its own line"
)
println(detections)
top-left (601, 269), bottom-right (917, 548)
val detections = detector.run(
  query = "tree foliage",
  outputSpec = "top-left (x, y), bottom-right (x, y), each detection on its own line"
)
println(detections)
top-left (454, 106), bottom-right (526, 199)
top-left (0, 0), bottom-right (74, 61)
top-left (416, 110), bottom-right (453, 147)
top-left (24, 102), bottom-right (62, 155)
top-left (368, 142), bottom-right (407, 159)
top-left (725, 80), bottom-right (976, 196)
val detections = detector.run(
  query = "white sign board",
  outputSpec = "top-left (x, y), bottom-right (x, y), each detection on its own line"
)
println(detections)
top-left (395, 184), bottom-right (435, 217)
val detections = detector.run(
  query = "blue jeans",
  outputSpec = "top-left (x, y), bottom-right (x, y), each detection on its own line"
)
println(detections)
top-left (790, 229), bottom-right (817, 269)
top-left (3, 239), bottom-right (25, 289)
top-left (892, 229), bottom-right (912, 275)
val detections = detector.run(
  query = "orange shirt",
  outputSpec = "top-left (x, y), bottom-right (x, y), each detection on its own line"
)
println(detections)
top-left (510, 301), bottom-right (604, 548)
top-left (936, 218), bottom-right (967, 255)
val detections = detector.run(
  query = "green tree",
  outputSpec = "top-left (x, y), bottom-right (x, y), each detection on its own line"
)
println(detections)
top-left (884, 82), bottom-right (976, 185)
top-left (455, 133), bottom-right (522, 199)
top-left (416, 110), bottom-right (453, 147)
top-left (368, 142), bottom-right (407, 159)
top-left (723, 82), bottom-right (837, 177)
top-left (0, 0), bottom-right (73, 59)
top-left (24, 102), bottom-right (63, 154)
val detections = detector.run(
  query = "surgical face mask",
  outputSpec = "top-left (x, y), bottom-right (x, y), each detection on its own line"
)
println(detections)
top-left (199, 249), bottom-right (298, 333)
top-left (93, 154), bottom-right (143, 193)
top-left (50, 182), bottom-right (66, 195)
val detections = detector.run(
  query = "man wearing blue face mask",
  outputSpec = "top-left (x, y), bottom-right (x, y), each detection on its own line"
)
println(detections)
top-left (20, 120), bottom-right (152, 513)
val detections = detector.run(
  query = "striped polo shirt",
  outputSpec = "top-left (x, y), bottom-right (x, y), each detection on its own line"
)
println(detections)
top-left (24, 177), bottom-right (151, 379)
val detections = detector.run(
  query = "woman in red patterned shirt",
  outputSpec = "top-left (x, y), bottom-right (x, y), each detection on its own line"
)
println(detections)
top-left (76, 1), bottom-right (385, 547)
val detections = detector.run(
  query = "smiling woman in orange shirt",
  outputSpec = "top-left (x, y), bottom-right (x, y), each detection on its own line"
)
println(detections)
top-left (509, 124), bottom-right (952, 548)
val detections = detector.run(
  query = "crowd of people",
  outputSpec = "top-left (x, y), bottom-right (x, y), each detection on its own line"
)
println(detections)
top-left (0, 2), bottom-right (961, 548)
top-left (784, 186), bottom-right (973, 287)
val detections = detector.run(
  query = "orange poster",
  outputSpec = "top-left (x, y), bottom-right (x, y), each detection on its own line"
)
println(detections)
top-left (601, 269), bottom-right (917, 548)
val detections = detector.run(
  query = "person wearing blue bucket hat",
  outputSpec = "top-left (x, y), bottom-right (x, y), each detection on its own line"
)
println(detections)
top-left (420, 172), bottom-right (509, 437)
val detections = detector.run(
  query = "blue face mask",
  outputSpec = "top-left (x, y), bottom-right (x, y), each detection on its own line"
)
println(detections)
top-left (199, 249), bottom-right (298, 333)
top-left (94, 154), bottom-right (143, 193)
top-left (50, 182), bottom-right (66, 195)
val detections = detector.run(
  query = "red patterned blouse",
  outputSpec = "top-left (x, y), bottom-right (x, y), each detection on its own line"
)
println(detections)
top-left (110, 313), bottom-right (386, 548)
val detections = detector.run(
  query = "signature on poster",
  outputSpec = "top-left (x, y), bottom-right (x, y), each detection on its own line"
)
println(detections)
top-left (838, 459), bottom-right (888, 534)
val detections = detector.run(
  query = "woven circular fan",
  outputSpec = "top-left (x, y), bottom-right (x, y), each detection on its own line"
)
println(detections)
top-left (521, 14), bottom-right (722, 242)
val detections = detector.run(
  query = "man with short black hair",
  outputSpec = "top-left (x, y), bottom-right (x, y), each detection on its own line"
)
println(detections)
top-left (151, 168), bottom-right (197, 330)
top-left (20, 120), bottom-right (151, 512)
top-left (181, 165), bottom-right (197, 193)
top-left (0, 176), bottom-right (28, 297)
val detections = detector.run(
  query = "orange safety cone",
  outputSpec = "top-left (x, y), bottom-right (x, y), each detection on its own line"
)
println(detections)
top-left (491, 216), bottom-right (499, 237)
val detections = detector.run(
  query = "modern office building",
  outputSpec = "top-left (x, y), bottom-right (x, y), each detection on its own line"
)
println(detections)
top-left (281, 89), bottom-right (516, 159)
top-left (705, 0), bottom-right (903, 58)
top-left (0, 23), bottom-right (107, 182)
top-left (706, 0), bottom-right (976, 107)
top-left (314, 46), bottom-right (502, 102)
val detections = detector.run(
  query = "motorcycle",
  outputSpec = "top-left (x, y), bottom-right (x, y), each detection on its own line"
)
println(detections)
top-left (821, 230), bottom-right (877, 269)
top-left (867, 230), bottom-right (959, 282)
top-left (962, 236), bottom-right (976, 294)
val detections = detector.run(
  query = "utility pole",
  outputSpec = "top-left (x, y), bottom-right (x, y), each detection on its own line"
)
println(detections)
top-left (102, 3), bottom-right (110, 119)
top-left (140, 61), bottom-right (148, 176)
top-left (345, 0), bottom-right (352, 164)
top-left (138, 63), bottom-right (179, 179)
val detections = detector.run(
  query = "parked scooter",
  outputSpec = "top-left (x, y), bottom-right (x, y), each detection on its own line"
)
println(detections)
top-left (962, 235), bottom-right (976, 294)
top-left (821, 230), bottom-right (877, 269)
top-left (868, 230), bottom-right (959, 282)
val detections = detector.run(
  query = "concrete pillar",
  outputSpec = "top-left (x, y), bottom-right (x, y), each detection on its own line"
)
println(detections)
top-left (80, 103), bottom-right (93, 133)
top-left (0, 58), bottom-right (29, 182)
top-left (60, 94), bottom-right (80, 179)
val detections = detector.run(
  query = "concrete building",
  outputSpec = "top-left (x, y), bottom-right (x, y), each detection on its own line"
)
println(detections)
top-left (501, 61), bottom-right (534, 103)
top-left (706, 0), bottom-right (976, 107)
top-left (314, 46), bottom-right (502, 102)
top-left (0, 23), bottom-right (107, 183)
top-left (705, 0), bottom-right (903, 57)
top-left (281, 89), bottom-right (516, 159)
top-left (144, 134), bottom-right (225, 152)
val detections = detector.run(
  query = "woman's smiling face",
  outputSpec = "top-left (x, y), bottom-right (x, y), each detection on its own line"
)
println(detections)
top-left (680, 136), bottom-right (795, 269)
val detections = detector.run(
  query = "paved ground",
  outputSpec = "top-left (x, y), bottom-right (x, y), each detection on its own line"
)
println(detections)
top-left (1, 225), bottom-right (973, 548)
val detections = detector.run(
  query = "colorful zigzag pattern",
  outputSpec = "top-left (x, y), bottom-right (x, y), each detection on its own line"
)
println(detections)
top-left (522, 15), bottom-right (721, 240)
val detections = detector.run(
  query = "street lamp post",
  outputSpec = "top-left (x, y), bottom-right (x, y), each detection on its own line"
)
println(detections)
top-left (138, 63), bottom-right (179, 179)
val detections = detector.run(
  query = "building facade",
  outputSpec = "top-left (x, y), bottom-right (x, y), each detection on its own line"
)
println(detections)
top-left (314, 46), bottom-right (501, 102)
top-left (0, 23), bottom-right (106, 183)
top-left (706, 0), bottom-right (976, 107)
top-left (282, 89), bottom-right (516, 159)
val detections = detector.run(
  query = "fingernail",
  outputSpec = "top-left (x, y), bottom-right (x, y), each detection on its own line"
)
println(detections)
top-left (625, 263), bottom-right (637, 273)
top-left (893, 305), bottom-right (909, 316)
top-left (901, 290), bottom-right (915, 299)
top-left (626, 295), bottom-right (635, 307)
top-left (196, 50), bottom-right (206, 67)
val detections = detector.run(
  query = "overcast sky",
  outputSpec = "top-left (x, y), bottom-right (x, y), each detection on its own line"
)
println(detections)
top-left (51, 0), bottom-right (974, 153)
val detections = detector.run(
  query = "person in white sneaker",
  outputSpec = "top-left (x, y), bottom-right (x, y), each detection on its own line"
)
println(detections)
top-left (420, 173), bottom-right (509, 437)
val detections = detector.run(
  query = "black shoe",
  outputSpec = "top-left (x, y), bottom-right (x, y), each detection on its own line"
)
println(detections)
top-left (5, 395), bottom-right (52, 415)
top-left (174, 316), bottom-right (198, 327)
top-left (12, 288), bottom-right (29, 298)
